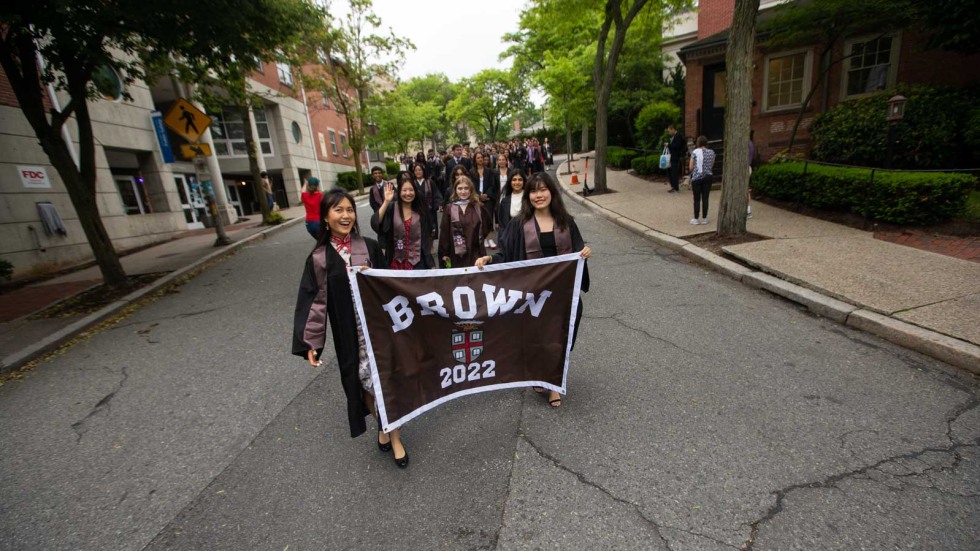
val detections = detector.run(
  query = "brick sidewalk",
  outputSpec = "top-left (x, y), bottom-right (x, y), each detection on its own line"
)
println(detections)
top-left (875, 230), bottom-right (980, 263)
top-left (0, 279), bottom-right (100, 323)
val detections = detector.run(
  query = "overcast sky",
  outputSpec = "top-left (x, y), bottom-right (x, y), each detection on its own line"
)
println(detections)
top-left (367, 0), bottom-right (528, 82)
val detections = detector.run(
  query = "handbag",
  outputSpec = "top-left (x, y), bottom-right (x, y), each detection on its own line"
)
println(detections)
top-left (659, 146), bottom-right (671, 169)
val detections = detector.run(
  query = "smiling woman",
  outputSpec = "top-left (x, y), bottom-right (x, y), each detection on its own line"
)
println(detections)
top-left (292, 187), bottom-right (414, 468)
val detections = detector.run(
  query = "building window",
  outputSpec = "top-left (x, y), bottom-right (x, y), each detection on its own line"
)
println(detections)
top-left (328, 130), bottom-right (339, 156)
top-left (277, 61), bottom-right (293, 86)
top-left (322, 92), bottom-right (330, 109)
top-left (115, 176), bottom-right (148, 215)
top-left (291, 121), bottom-right (302, 143)
top-left (764, 50), bottom-right (810, 112)
top-left (843, 34), bottom-right (899, 98)
top-left (210, 107), bottom-right (273, 157)
top-left (340, 133), bottom-right (349, 157)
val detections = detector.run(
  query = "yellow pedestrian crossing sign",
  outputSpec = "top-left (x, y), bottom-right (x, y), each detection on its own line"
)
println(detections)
top-left (180, 143), bottom-right (212, 158)
top-left (164, 98), bottom-right (212, 143)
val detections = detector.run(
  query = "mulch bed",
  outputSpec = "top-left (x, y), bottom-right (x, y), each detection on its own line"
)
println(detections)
top-left (28, 272), bottom-right (168, 319)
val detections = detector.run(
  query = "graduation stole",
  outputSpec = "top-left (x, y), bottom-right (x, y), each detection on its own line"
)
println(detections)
top-left (303, 236), bottom-right (370, 350)
top-left (392, 205), bottom-right (421, 265)
top-left (449, 202), bottom-right (471, 256)
top-left (523, 218), bottom-right (572, 259)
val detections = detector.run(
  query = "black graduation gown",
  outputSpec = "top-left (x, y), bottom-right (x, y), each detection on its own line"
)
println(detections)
top-left (493, 217), bottom-right (590, 346)
top-left (370, 205), bottom-right (436, 269)
top-left (495, 192), bottom-right (522, 242)
top-left (292, 237), bottom-right (386, 438)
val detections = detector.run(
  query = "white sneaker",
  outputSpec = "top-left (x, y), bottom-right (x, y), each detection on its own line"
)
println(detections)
top-left (700, 218), bottom-right (709, 225)
top-left (690, 218), bottom-right (699, 225)
top-left (488, 238), bottom-right (497, 250)
top-left (483, 238), bottom-right (489, 248)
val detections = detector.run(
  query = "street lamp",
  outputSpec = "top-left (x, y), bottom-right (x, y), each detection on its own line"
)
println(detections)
top-left (885, 95), bottom-right (906, 169)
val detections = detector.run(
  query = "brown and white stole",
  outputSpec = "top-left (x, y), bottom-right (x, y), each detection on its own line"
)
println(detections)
top-left (523, 218), bottom-right (572, 259)
top-left (449, 202), bottom-right (470, 256)
top-left (392, 206), bottom-right (421, 265)
top-left (302, 236), bottom-right (371, 351)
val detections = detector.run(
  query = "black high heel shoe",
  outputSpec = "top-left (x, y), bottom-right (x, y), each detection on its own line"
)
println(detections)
top-left (376, 417), bottom-right (392, 453)
top-left (393, 448), bottom-right (409, 469)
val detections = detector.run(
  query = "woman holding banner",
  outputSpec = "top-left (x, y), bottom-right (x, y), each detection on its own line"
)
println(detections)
top-left (372, 172), bottom-right (436, 270)
top-left (438, 176), bottom-right (487, 268)
top-left (475, 172), bottom-right (592, 408)
top-left (292, 188), bottom-right (411, 468)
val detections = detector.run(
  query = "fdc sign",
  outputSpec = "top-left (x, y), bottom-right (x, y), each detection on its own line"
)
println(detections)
top-left (18, 166), bottom-right (52, 189)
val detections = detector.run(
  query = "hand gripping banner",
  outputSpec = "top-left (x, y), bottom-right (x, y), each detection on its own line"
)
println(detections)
top-left (349, 254), bottom-right (584, 432)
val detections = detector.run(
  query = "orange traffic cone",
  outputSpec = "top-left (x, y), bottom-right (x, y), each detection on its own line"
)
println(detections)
top-left (571, 173), bottom-right (579, 185)
top-left (570, 161), bottom-right (579, 184)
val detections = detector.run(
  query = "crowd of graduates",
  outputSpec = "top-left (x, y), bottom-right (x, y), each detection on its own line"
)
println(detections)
top-left (293, 135), bottom-right (593, 470)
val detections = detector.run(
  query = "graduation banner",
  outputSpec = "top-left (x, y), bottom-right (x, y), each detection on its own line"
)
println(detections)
top-left (349, 254), bottom-right (584, 432)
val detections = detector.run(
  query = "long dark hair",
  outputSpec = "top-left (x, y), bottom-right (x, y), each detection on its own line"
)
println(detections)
top-left (502, 169), bottom-right (527, 197)
top-left (395, 176), bottom-right (432, 231)
top-left (519, 172), bottom-right (572, 230)
top-left (314, 187), bottom-right (360, 248)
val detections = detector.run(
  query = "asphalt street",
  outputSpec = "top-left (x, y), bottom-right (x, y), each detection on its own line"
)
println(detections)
top-left (1, 165), bottom-right (978, 550)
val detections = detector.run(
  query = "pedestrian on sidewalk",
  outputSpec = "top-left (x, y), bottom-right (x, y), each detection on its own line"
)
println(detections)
top-left (292, 188), bottom-right (411, 468)
top-left (665, 124), bottom-right (686, 193)
top-left (372, 172), bottom-right (436, 269)
top-left (475, 172), bottom-right (592, 409)
top-left (301, 178), bottom-right (323, 238)
top-left (689, 136), bottom-right (716, 225)
top-left (439, 176), bottom-right (487, 268)
top-left (261, 171), bottom-right (275, 211)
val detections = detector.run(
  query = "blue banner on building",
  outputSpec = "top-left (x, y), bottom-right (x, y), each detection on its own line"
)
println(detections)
top-left (151, 111), bottom-right (175, 164)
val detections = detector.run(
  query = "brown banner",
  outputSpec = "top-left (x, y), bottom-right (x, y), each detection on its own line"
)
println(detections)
top-left (350, 254), bottom-right (584, 431)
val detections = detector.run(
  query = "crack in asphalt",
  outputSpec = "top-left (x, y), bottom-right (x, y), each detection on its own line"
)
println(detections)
top-left (492, 389), bottom-right (528, 550)
top-left (109, 307), bottom-right (226, 331)
top-left (520, 434), bottom-right (676, 551)
top-left (609, 313), bottom-right (702, 357)
top-left (741, 394), bottom-right (980, 550)
top-left (70, 366), bottom-right (129, 443)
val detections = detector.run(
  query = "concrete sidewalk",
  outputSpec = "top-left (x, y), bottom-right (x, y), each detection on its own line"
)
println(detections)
top-left (556, 154), bottom-right (980, 373)
top-left (0, 206), bottom-right (311, 374)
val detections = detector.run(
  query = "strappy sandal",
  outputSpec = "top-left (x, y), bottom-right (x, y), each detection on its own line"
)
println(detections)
top-left (548, 397), bottom-right (562, 408)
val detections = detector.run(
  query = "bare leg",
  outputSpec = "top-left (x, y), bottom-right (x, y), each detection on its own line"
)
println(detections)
top-left (389, 429), bottom-right (405, 460)
top-left (548, 390), bottom-right (562, 408)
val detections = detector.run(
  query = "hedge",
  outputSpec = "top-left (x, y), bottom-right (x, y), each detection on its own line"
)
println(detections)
top-left (810, 84), bottom-right (980, 169)
top-left (385, 160), bottom-right (400, 176)
top-left (751, 162), bottom-right (975, 225)
top-left (631, 155), bottom-right (662, 176)
top-left (336, 171), bottom-right (372, 191)
top-left (607, 146), bottom-right (639, 169)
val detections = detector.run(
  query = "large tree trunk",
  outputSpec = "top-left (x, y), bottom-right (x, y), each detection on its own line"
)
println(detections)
top-left (717, 0), bottom-right (760, 237)
top-left (242, 103), bottom-right (271, 223)
top-left (3, 40), bottom-right (128, 287)
top-left (591, 0), bottom-right (650, 193)
top-left (566, 122), bottom-right (575, 163)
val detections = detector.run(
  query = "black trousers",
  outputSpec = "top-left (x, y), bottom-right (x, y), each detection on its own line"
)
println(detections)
top-left (667, 158), bottom-right (681, 190)
top-left (692, 176), bottom-right (712, 218)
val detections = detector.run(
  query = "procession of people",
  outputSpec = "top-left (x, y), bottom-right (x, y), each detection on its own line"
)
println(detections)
top-left (292, 136), bottom-right (593, 470)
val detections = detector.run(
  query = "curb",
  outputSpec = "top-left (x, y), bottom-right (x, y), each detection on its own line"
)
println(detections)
top-left (0, 217), bottom-right (303, 375)
top-left (555, 159), bottom-right (980, 374)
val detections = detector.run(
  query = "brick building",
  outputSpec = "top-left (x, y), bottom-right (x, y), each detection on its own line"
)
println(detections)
top-left (675, 0), bottom-right (980, 163)
top-left (1, 57), bottom-right (360, 280)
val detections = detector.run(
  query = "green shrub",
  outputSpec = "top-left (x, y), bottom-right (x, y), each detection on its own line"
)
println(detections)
top-left (336, 171), bottom-right (371, 191)
top-left (265, 211), bottom-right (285, 225)
top-left (606, 146), bottom-right (638, 169)
top-left (385, 160), bottom-right (399, 176)
top-left (631, 155), bottom-right (662, 176)
top-left (810, 84), bottom-right (980, 169)
top-left (751, 162), bottom-right (975, 224)
top-left (634, 101), bottom-right (681, 150)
